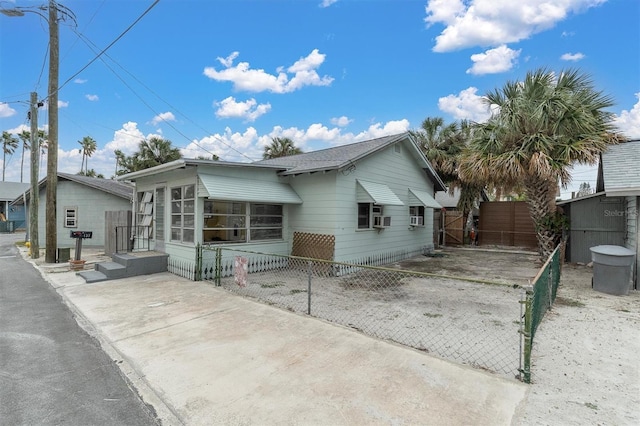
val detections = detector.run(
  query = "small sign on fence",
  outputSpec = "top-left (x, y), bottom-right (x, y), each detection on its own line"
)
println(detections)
top-left (234, 256), bottom-right (248, 287)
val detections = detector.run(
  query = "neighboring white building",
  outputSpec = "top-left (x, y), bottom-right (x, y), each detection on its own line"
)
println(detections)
top-left (601, 139), bottom-right (640, 289)
top-left (11, 173), bottom-right (133, 249)
top-left (118, 133), bottom-right (446, 275)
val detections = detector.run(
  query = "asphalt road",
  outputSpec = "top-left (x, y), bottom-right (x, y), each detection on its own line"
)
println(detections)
top-left (0, 233), bottom-right (159, 425)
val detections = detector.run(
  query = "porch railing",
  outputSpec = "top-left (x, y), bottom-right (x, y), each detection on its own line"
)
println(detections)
top-left (114, 225), bottom-right (152, 253)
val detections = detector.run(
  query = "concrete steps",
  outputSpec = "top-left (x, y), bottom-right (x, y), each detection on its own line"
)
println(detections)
top-left (78, 251), bottom-right (169, 283)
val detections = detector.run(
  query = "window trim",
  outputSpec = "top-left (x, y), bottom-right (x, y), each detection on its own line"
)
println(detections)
top-left (409, 205), bottom-right (425, 227)
top-left (170, 184), bottom-right (195, 244)
top-left (64, 206), bottom-right (77, 228)
top-left (203, 200), bottom-right (284, 244)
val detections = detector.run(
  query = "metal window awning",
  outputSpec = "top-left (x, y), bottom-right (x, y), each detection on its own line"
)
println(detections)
top-left (408, 188), bottom-right (442, 209)
top-left (356, 179), bottom-right (404, 206)
top-left (199, 174), bottom-right (303, 204)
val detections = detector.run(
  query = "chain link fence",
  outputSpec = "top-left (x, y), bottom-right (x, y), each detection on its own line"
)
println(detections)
top-left (200, 246), bottom-right (527, 379)
top-left (521, 243), bottom-right (563, 383)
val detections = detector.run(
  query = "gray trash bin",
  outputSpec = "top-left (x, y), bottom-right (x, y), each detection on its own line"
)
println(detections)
top-left (590, 245), bottom-right (635, 296)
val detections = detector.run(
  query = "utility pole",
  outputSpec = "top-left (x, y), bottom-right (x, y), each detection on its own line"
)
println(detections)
top-left (45, 0), bottom-right (59, 263)
top-left (29, 92), bottom-right (39, 259)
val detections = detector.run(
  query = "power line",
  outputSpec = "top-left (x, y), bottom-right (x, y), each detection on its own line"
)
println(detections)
top-left (52, 0), bottom-right (159, 98)
top-left (70, 29), bottom-right (256, 162)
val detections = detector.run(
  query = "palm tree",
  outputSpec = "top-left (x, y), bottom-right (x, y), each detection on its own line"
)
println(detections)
top-left (78, 136), bottom-right (97, 175)
top-left (458, 68), bottom-right (621, 258)
top-left (412, 118), bottom-right (483, 236)
top-left (263, 137), bottom-right (302, 159)
top-left (37, 130), bottom-right (48, 173)
top-left (1, 131), bottom-right (19, 181)
top-left (136, 137), bottom-right (182, 170)
top-left (17, 130), bottom-right (31, 183)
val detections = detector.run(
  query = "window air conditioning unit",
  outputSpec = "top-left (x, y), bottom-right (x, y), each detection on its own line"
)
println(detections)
top-left (410, 216), bottom-right (424, 226)
top-left (373, 215), bottom-right (391, 228)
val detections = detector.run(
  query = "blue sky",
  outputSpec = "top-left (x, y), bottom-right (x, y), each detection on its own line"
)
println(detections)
top-left (1, 0), bottom-right (639, 199)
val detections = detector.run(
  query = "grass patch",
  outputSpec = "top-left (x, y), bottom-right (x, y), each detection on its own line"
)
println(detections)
top-left (478, 311), bottom-right (492, 316)
top-left (555, 296), bottom-right (585, 307)
top-left (290, 289), bottom-right (307, 294)
top-left (260, 282), bottom-right (284, 288)
top-left (584, 402), bottom-right (598, 410)
top-left (423, 312), bottom-right (442, 318)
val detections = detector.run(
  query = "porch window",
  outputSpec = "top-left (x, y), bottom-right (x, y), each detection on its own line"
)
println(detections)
top-left (170, 184), bottom-right (195, 243)
top-left (64, 207), bottom-right (77, 228)
top-left (203, 200), bottom-right (282, 243)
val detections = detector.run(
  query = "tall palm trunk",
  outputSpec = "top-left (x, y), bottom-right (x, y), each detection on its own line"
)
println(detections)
top-left (524, 177), bottom-right (559, 258)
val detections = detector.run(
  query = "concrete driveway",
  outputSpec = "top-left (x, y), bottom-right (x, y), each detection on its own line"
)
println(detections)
top-left (30, 250), bottom-right (527, 425)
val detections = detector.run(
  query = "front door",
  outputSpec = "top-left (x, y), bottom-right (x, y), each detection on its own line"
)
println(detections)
top-left (154, 187), bottom-right (166, 251)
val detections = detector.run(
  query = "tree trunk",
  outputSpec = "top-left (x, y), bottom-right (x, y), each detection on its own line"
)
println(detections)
top-left (524, 177), bottom-right (559, 260)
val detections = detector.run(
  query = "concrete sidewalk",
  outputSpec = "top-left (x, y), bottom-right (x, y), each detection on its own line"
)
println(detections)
top-left (28, 249), bottom-right (527, 425)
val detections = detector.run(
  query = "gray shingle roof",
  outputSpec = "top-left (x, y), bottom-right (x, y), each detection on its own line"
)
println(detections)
top-left (0, 182), bottom-right (30, 201)
top-left (254, 133), bottom-right (410, 175)
top-left (11, 173), bottom-right (133, 205)
top-left (602, 140), bottom-right (640, 193)
top-left (57, 173), bottom-right (134, 199)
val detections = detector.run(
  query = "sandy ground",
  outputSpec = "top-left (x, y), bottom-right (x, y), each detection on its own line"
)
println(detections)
top-left (517, 262), bottom-right (640, 425)
top-left (19, 237), bottom-right (640, 425)
top-left (219, 246), bottom-right (640, 425)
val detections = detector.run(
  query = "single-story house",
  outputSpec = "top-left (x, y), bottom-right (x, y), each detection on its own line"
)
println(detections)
top-left (600, 139), bottom-right (640, 289)
top-left (0, 181), bottom-right (30, 229)
top-left (118, 133), bottom-right (446, 275)
top-left (11, 173), bottom-right (134, 249)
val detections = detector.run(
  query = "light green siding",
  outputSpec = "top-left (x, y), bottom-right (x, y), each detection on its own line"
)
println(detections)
top-left (287, 172), bottom-right (338, 237)
top-left (37, 180), bottom-right (132, 249)
top-left (333, 142), bottom-right (437, 262)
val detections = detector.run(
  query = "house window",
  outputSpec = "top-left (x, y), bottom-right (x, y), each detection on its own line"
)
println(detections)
top-left (64, 207), bottom-right (77, 228)
top-left (203, 200), bottom-right (283, 243)
top-left (170, 184), bottom-right (195, 243)
top-left (357, 203), bottom-right (371, 229)
top-left (410, 205), bottom-right (425, 226)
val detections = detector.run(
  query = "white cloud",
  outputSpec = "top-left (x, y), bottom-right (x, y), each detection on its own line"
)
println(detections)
top-left (425, 0), bottom-right (606, 52)
top-left (614, 93), bottom-right (640, 139)
top-left (104, 122), bottom-right (153, 154)
top-left (438, 87), bottom-right (492, 122)
top-left (560, 52), bottom-right (585, 61)
top-left (0, 102), bottom-right (17, 118)
top-left (467, 45), bottom-right (521, 75)
top-left (214, 97), bottom-right (271, 122)
top-left (85, 94), bottom-right (99, 101)
top-left (58, 100), bottom-right (69, 108)
top-left (203, 49), bottom-right (334, 93)
top-left (74, 78), bottom-right (87, 84)
top-left (331, 116), bottom-right (352, 127)
top-left (320, 0), bottom-right (338, 7)
top-left (150, 111), bottom-right (176, 126)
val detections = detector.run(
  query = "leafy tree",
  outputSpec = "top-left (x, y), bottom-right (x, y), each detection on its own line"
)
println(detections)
top-left (576, 182), bottom-right (593, 197)
top-left (1, 131), bottom-right (18, 181)
top-left (263, 137), bottom-right (302, 159)
top-left (17, 130), bottom-right (31, 183)
top-left (459, 68), bottom-right (622, 258)
top-left (196, 154), bottom-right (219, 160)
top-left (77, 169), bottom-right (104, 178)
top-left (78, 136), bottom-right (97, 175)
top-left (115, 137), bottom-right (183, 175)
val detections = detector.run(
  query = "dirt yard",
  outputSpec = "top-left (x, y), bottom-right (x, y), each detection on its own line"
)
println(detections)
top-left (219, 246), bottom-right (640, 425)
top-left (219, 247), bottom-right (542, 379)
